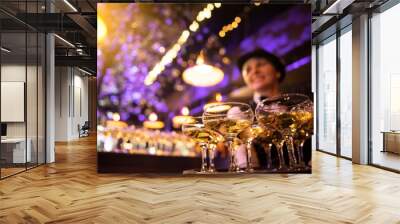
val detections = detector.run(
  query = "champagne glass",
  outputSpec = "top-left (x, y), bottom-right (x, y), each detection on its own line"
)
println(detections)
top-left (238, 124), bottom-right (264, 172)
top-left (293, 100), bottom-right (313, 169)
top-left (256, 94), bottom-right (310, 171)
top-left (203, 102), bottom-right (254, 172)
top-left (256, 103), bottom-right (287, 170)
top-left (182, 117), bottom-right (224, 173)
top-left (256, 127), bottom-right (275, 170)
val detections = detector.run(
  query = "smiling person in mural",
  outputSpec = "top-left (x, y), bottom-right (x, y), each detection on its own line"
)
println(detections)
top-left (228, 48), bottom-right (312, 170)
top-left (236, 49), bottom-right (287, 169)
top-left (214, 49), bottom-right (287, 170)
top-left (238, 48), bottom-right (286, 106)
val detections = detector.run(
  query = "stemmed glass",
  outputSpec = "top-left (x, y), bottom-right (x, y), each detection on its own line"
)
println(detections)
top-left (256, 94), bottom-right (310, 171)
top-left (256, 126), bottom-right (275, 170)
top-left (293, 100), bottom-right (313, 169)
top-left (182, 117), bottom-right (224, 172)
top-left (238, 124), bottom-right (264, 172)
top-left (203, 102), bottom-right (254, 172)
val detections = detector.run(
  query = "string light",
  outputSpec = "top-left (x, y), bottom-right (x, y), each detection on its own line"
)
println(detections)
top-left (234, 17), bottom-right (241, 23)
top-left (203, 9), bottom-right (212, 19)
top-left (197, 12), bottom-right (206, 22)
top-left (232, 22), bottom-right (238, 28)
top-left (181, 107), bottom-right (190, 116)
top-left (145, 4), bottom-right (220, 86)
top-left (218, 16), bottom-right (242, 38)
top-left (189, 21), bottom-right (199, 32)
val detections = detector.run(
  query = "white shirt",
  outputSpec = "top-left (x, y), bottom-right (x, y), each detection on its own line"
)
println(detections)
top-left (253, 92), bottom-right (266, 105)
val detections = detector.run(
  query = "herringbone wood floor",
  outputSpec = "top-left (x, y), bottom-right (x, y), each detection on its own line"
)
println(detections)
top-left (1, 135), bottom-right (400, 224)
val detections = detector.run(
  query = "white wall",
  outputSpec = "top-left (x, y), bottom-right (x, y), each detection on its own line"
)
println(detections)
top-left (54, 67), bottom-right (89, 141)
top-left (1, 65), bottom-right (26, 139)
top-left (72, 73), bottom-right (89, 138)
top-left (0, 65), bottom-right (41, 138)
top-left (55, 67), bottom-right (69, 141)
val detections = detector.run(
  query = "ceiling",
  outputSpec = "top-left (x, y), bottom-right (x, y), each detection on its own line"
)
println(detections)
top-left (0, 0), bottom-right (97, 73)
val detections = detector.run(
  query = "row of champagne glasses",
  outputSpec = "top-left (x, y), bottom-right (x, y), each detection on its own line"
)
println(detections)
top-left (255, 94), bottom-right (313, 171)
top-left (182, 93), bottom-right (313, 173)
top-left (98, 126), bottom-right (198, 157)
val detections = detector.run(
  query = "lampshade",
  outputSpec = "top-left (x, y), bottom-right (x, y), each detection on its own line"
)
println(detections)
top-left (106, 120), bottom-right (128, 128)
top-left (172, 115), bottom-right (195, 128)
top-left (203, 102), bottom-right (232, 112)
top-left (182, 51), bottom-right (224, 87)
top-left (143, 120), bottom-right (165, 129)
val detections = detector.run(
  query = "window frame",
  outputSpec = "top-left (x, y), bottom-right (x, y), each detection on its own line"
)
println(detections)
top-left (315, 23), bottom-right (353, 161)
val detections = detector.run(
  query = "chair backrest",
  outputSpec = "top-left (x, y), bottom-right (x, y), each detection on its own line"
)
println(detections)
top-left (82, 121), bottom-right (90, 129)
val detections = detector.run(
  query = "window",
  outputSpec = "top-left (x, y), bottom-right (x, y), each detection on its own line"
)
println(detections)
top-left (370, 3), bottom-right (400, 171)
top-left (339, 27), bottom-right (352, 158)
top-left (0, 1), bottom-right (46, 179)
top-left (317, 36), bottom-right (337, 154)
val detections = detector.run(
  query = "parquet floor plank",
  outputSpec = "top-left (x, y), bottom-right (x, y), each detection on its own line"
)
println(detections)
top-left (0, 135), bottom-right (399, 223)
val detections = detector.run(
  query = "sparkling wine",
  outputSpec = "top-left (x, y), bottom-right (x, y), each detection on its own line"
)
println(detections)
top-left (204, 118), bottom-right (252, 137)
top-left (298, 112), bottom-right (313, 133)
top-left (258, 112), bottom-right (293, 129)
top-left (295, 111), bottom-right (312, 123)
top-left (182, 127), bottom-right (224, 144)
top-left (238, 125), bottom-right (264, 142)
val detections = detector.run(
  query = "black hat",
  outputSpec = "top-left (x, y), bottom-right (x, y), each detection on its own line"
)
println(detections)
top-left (237, 49), bottom-right (286, 82)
